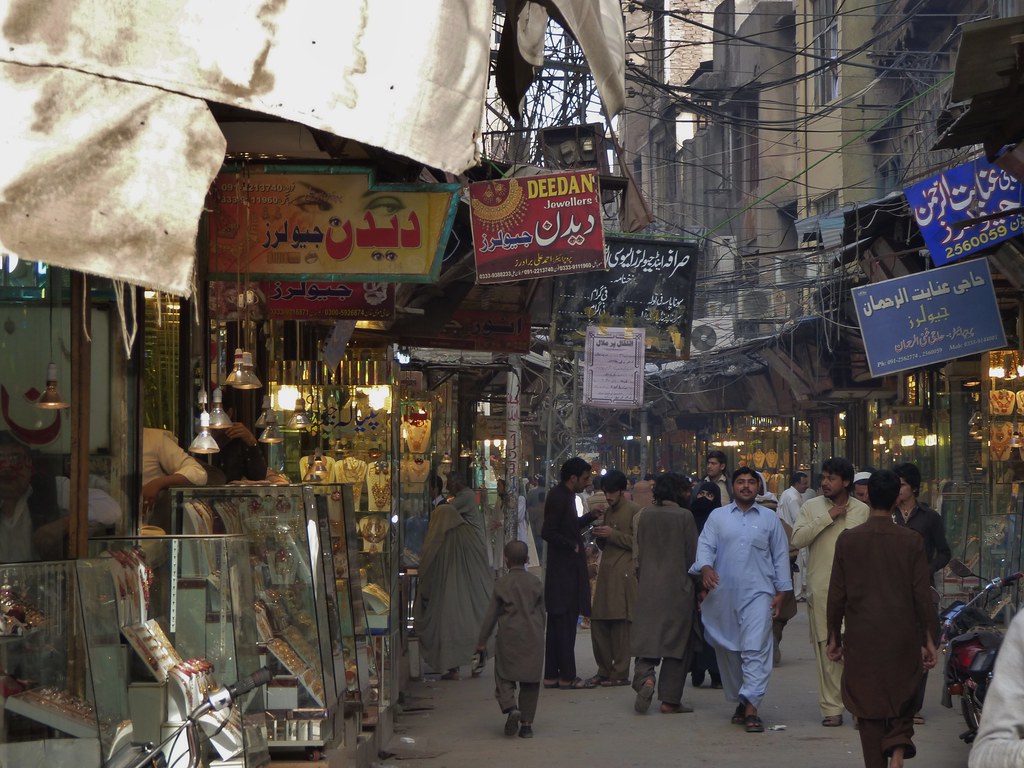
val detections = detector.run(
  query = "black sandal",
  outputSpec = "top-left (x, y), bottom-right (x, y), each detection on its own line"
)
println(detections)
top-left (731, 704), bottom-right (746, 725)
top-left (745, 714), bottom-right (764, 733)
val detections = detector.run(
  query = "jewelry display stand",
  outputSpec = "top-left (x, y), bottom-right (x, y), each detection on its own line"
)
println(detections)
top-left (172, 484), bottom-right (365, 755)
top-left (87, 536), bottom-right (268, 767)
top-left (0, 560), bottom-right (131, 767)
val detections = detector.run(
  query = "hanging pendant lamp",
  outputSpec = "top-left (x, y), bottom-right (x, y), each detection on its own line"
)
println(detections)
top-left (287, 394), bottom-right (311, 430)
top-left (235, 351), bottom-right (261, 390)
top-left (36, 362), bottom-right (70, 409)
top-left (208, 388), bottom-right (232, 430)
top-left (189, 411), bottom-right (220, 454)
top-left (255, 395), bottom-right (273, 429)
top-left (303, 450), bottom-right (330, 483)
top-left (259, 411), bottom-right (284, 444)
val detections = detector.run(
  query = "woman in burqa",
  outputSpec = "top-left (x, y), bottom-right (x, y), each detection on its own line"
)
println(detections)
top-left (689, 481), bottom-right (722, 688)
top-left (414, 503), bottom-right (493, 679)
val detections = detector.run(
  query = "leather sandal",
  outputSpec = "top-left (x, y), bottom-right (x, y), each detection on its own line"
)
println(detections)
top-left (745, 714), bottom-right (764, 733)
top-left (731, 703), bottom-right (747, 725)
top-left (560, 677), bottom-right (595, 689)
top-left (822, 714), bottom-right (843, 727)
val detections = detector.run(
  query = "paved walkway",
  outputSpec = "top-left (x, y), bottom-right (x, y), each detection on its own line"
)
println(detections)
top-left (385, 607), bottom-right (972, 767)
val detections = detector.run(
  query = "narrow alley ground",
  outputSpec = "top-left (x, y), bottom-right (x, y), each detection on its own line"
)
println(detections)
top-left (384, 607), bottom-right (973, 768)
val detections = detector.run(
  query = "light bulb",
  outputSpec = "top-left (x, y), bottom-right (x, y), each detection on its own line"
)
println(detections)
top-left (36, 362), bottom-right (70, 409)
top-left (255, 395), bottom-right (273, 429)
top-left (303, 450), bottom-right (330, 482)
top-left (235, 351), bottom-right (261, 390)
top-left (287, 396), bottom-right (311, 430)
top-left (208, 388), bottom-right (232, 430)
top-left (224, 348), bottom-right (246, 386)
top-left (259, 412), bottom-right (283, 444)
top-left (189, 412), bottom-right (220, 454)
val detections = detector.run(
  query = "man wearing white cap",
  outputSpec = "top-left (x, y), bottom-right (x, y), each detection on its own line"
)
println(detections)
top-left (852, 471), bottom-right (871, 504)
top-left (778, 472), bottom-right (810, 600)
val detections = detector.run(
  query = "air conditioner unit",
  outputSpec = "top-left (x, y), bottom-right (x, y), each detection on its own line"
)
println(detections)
top-left (689, 317), bottom-right (736, 355)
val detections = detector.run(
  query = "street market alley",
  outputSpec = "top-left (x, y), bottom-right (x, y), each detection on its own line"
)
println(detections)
top-left (384, 607), bottom-right (972, 768)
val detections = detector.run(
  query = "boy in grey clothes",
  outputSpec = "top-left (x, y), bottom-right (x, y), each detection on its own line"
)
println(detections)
top-left (476, 540), bottom-right (545, 738)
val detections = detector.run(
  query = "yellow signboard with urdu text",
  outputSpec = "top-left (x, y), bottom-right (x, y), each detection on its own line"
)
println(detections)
top-left (207, 166), bottom-right (459, 283)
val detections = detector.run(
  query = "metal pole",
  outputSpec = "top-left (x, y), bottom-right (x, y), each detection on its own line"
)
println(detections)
top-left (504, 355), bottom-right (522, 559)
top-left (70, 271), bottom-right (91, 559)
top-left (640, 409), bottom-right (649, 477)
top-left (544, 321), bottom-right (556, 489)
top-left (571, 348), bottom-right (579, 456)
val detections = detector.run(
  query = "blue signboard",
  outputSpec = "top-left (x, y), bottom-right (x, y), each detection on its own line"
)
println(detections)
top-left (905, 155), bottom-right (1024, 266)
top-left (852, 260), bottom-right (1006, 378)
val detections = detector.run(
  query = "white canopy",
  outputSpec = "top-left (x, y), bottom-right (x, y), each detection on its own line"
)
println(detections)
top-left (0, 0), bottom-right (624, 295)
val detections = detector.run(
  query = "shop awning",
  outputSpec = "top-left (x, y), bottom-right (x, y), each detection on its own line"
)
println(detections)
top-left (0, 0), bottom-right (625, 296)
top-left (795, 210), bottom-right (847, 249)
top-left (933, 15), bottom-right (1024, 161)
top-left (796, 193), bottom-right (910, 256)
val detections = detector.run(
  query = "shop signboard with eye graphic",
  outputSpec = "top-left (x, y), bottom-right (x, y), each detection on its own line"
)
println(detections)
top-left (206, 166), bottom-right (459, 283)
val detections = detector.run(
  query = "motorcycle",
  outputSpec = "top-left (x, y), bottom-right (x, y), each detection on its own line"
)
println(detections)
top-left (939, 559), bottom-right (1023, 743)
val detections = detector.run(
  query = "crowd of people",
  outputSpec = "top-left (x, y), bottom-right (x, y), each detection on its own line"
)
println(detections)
top-left (415, 452), bottom-right (959, 767)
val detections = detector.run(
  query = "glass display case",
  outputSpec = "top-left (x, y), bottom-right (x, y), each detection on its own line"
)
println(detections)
top-left (0, 560), bottom-right (128, 768)
top-left (399, 398), bottom-right (433, 567)
top-left (170, 484), bottom-right (362, 753)
top-left (86, 536), bottom-right (269, 767)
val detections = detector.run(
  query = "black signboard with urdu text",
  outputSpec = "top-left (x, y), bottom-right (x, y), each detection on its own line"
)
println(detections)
top-left (554, 233), bottom-right (699, 358)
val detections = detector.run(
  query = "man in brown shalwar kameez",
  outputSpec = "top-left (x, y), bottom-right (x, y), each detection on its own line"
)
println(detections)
top-left (630, 472), bottom-right (700, 714)
top-left (826, 470), bottom-right (937, 768)
top-left (588, 469), bottom-right (640, 687)
top-left (477, 540), bottom-right (546, 738)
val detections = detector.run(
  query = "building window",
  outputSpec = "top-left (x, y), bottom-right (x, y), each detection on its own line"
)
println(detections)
top-left (813, 191), bottom-right (838, 217)
top-left (876, 155), bottom-right (903, 196)
top-left (994, 0), bottom-right (1022, 18)
top-left (812, 0), bottom-right (839, 105)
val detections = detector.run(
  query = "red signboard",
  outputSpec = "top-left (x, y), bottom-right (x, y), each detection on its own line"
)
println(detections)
top-left (469, 170), bottom-right (606, 284)
top-left (405, 310), bottom-right (530, 352)
top-left (262, 281), bottom-right (395, 320)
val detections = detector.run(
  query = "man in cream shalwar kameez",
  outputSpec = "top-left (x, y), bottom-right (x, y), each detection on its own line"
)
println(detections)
top-left (791, 457), bottom-right (869, 726)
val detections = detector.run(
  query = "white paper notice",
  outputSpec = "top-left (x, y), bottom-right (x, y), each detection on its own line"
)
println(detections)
top-left (583, 326), bottom-right (645, 408)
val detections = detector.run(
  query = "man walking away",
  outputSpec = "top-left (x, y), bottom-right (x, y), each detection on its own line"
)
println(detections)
top-left (631, 472), bottom-right (700, 714)
top-left (827, 470), bottom-right (936, 768)
top-left (893, 461), bottom-right (950, 726)
top-left (477, 540), bottom-right (546, 739)
top-left (690, 467), bottom-right (791, 733)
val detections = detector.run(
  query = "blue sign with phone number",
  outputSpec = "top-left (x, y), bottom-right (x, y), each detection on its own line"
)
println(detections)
top-left (852, 260), bottom-right (1006, 378)
top-left (905, 154), bottom-right (1024, 266)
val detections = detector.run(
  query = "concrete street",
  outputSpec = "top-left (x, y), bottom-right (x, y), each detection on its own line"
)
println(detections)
top-left (386, 607), bottom-right (972, 767)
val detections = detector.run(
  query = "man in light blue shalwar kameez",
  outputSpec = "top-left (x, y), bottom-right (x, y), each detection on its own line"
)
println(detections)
top-left (690, 466), bottom-right (792, 733)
